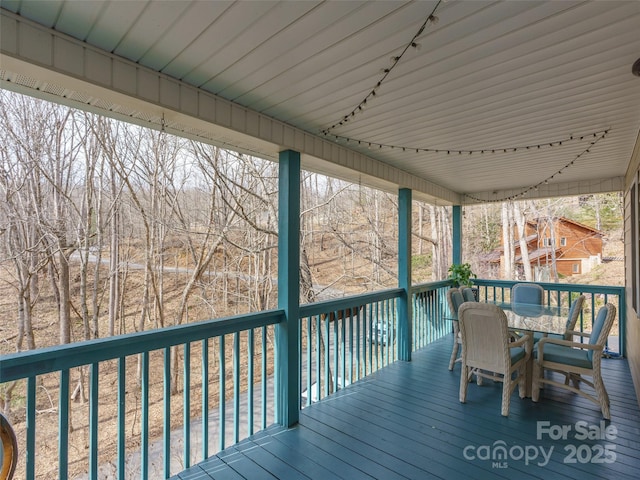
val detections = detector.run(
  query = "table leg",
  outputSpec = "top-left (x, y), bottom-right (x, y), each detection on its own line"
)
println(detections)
top-left (524, 335), bottom-right (534, 397)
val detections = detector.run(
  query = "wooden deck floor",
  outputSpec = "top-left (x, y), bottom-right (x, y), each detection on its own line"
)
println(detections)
top-left (172, 335), bottom-right (640, 480)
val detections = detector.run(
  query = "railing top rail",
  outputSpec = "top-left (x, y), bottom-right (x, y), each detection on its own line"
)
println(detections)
top-left (410, 280), bottom-right (451, 293)
top-left (300, 288), bottom-right (403, 318)
top-left (0, 309), bottom-right (284, 383)
top-left (473, 279), bottom-right (624, 295)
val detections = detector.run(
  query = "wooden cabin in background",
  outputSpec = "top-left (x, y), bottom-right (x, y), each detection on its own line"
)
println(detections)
top-left (483, 217), bottom-right (604, 279)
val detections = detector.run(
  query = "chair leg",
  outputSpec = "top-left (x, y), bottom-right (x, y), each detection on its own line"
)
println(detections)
top-left (571, 374), bottom-right (581, 389)
top-left (593, 371), bottom-right (611, 420)
top-left (532, 361), bottom-right (541, 402)
top-left (518, 364), bottom-right (526, 399)
top-left (501, 375), bottom-right (511, 416)
top-left (449, 340), bottom-right (460, 371)
top-left (459, 365), bottom-right (469, 403)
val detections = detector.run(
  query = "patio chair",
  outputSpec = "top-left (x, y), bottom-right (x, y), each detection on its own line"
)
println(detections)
top-left (458, 303), bottom-right (531, 416)
top-left (461, 287), bottom-right (477, 302)
top-left (446, 288), bottom-right (466, 370)
top-left (511, 282), bottom-right (545, 316)
top-left (532, 303), bottom-right (617, 419)
top-left (1, 413), bottom-right (17, 480)
top-left (533, 294), bottom-right (586, 343)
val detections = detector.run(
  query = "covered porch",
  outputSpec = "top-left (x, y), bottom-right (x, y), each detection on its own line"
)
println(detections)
top-left (1, 2), bottom-right (640, 479)
top-left (173, 334), bottom-right (639, 480)
top-left (0, 280), bottom-right (630, 479)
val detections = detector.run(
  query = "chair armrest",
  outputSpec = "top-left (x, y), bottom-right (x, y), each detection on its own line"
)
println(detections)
top-left (508, 330), bottom-right (522, 341)
top-left (509, 333), bottom-right (530, 349)
top-left (536, 336), bottom-right (604, 357)
top-left (565, 329), bottom-right (591, 338)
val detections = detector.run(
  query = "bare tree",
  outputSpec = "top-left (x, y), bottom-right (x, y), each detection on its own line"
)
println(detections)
top-left (502, 202), bottom-right (514, 279)
top-left (428, 204), bottom-right (450, 280)
top-left (513, 201), bottom-right (532, 281)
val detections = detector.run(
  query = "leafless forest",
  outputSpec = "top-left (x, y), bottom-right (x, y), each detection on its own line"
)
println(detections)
top-left (0, 91), bottom-right (460, 477)
top-left (0, 91), bottom-right (623, 356)
top-left (0, 91), bottom-right (623, 478)
top-left (0, 90), bottom-right (456, 353)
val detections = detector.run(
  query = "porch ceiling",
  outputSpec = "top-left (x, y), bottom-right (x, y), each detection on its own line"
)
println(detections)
top-left (1, 1), bottom-right (640, 205)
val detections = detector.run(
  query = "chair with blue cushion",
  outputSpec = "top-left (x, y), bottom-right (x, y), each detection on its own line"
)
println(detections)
top-left (458, 302), bottom-right (531, 416)
top-left (511, 282), bottom-right (545, 316)
top-left (533, 294), bottom-right (585, 343)
top-left (532, 303), bottom-right (617, 419)
top-left (447, 288), bottom-right (466, 370)
top-left (512, 282), bottom-right (544, 304)
top-left (461, 287), bottom-right (477, 302)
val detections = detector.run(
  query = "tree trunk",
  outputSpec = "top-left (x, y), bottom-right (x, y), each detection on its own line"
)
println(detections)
top-left (58, 249), bottom-right (72, 345)
top-left (501, 203), bottom-right (514, 279)
top-left (513, 202), bottom-right (532, 281)
top-left (546, 201), bottom-right (560, 282)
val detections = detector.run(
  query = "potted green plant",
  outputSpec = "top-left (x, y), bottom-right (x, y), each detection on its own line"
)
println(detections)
top-left (447, 262), bottom-right (477, 288)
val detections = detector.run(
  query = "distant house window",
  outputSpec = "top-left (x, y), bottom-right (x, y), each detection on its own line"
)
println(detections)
top-left (544, 237), bottom-right (553, 247)
top-left (572, 263), bottom-right (580, 273)
top-left (560, 237), bottom-right (567, 246)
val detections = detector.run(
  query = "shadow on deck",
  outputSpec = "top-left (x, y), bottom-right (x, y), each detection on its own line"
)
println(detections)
top-left (172, 335), bottom-right (640, 480)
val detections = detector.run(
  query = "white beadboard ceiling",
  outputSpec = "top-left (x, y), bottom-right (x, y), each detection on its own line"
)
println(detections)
top-left (1, 0), bottom-right (639, 205)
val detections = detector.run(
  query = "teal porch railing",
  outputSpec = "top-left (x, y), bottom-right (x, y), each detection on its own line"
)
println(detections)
top-left (411, 281), bottom-right (453, 351)
top-left (473, 279), bottom-right (626, 356)
top-left (0, 310), bottom-right (283, 480)
top-left (0, 280), bottom-right (625, 479)
top-left (298, 282), bottom-right (457, 408)
top-left (298, 290), bottom-right (402, 409)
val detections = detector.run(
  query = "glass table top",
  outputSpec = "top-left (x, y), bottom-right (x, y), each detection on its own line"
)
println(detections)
top-left (446, 301), bottom-right (570, 335)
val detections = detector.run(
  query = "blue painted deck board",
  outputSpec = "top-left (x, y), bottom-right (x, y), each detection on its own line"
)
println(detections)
top-left (174, 335), bottom-right (640, 479)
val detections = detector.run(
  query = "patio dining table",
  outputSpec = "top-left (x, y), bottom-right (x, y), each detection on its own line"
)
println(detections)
top-left (447, 301), bottom-right (571, 397)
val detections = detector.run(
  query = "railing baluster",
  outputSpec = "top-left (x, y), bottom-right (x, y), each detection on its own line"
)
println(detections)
top-left (202, 338), bottom-right (209, 460)
top-left (233, 331), bottom-right (240, 444)
top-left (373, 301), bottom-right (378, 372)
top-left (59, 369), bottom-right (69, 480)
top-left (315, 315), bottom-right (320, 404)
top-left (305, 316), bottom-right (311, 407)
top-left (26, 376), bottom-right (36, 480)
top-left (324, 314), bottom-right (329, 399)
top-left (341, 310), bottom-right (346, 388)
top-left (383, 300), bottom-right (388, 366)
top-left (141, 353), bottom-right (149, 480)
top-left (385, 299), bottom-right (390, 364)
top-left (333, 312), bottom-right (339, 394)
top-left (184, 343), bottom-right (191, 468)
top-left (163, 348), bottom-right (171, 478)
top-left (348, 310), bottom-right (354, 385)
top-left (247, 329), bottom-right (254, 436)
top-left (355, 308), bottom-right (360, 382)
top-left (392, 298), bottom-right (397, 362)
top-left (219, 335), bottom-right (225, 451)
top-left (261, 326), bottom-right (267, 429)
top-left (362, 305), bottom-right (368, 377)
top-left (90, 363), bottom-right (99, 480)
top-left (383, 300), bottom-right (389, 366)
top-left (118, 357), bottom-right (126, 479)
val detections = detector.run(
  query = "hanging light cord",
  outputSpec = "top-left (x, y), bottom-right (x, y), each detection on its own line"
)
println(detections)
top-left (329, 129), bottom-right (609, 155)
top-left (464, 129), bottom-right (610, 203)
top-left (321, 0), bottom-right (442, 135)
